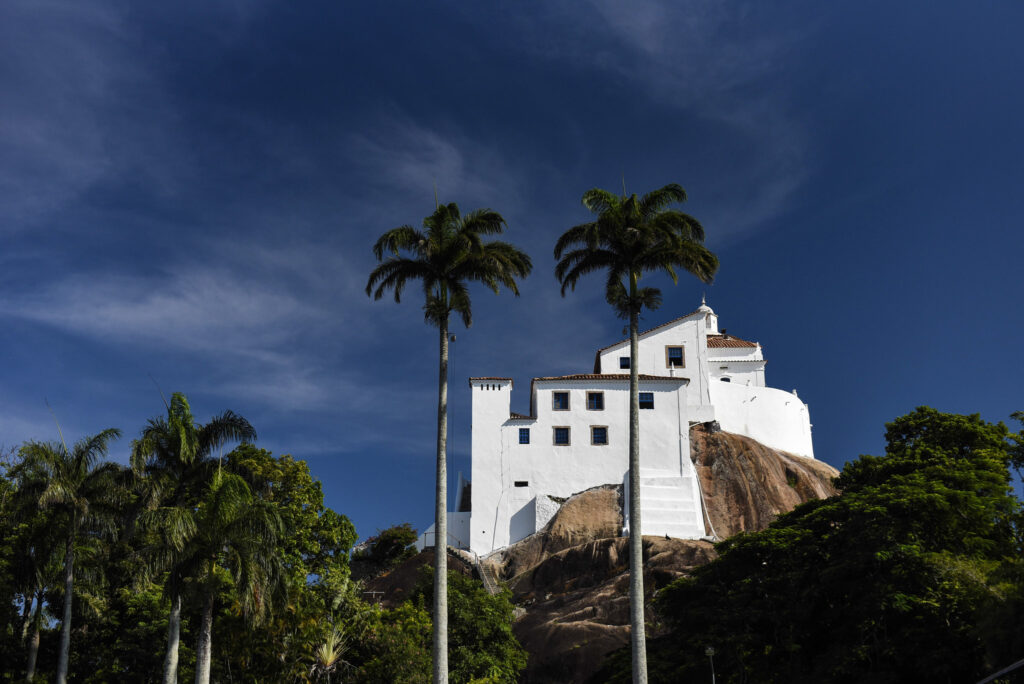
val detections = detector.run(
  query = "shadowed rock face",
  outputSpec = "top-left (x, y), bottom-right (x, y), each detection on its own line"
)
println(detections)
top-left (507, 536), bottom-right (717, 684)
top-left (362, 547), bottom-right (475, 609)
top-left (369, 427), bottom-right (840, 683)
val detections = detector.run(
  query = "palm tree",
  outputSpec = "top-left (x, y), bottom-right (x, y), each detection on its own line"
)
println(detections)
top-left (366, 200), bottom-right (531, 683)
top-left (554, 183), bottom-right (718, 684)
top-left (17, 428), bottom-right (125, 684)
top-left (6, 449), bottom-right (65, 683)
top-left (8, 501), bottom-right (63, 682)
top-left (188, 468), bottom-right (283, 684)
top-left (130, 392), bottom-right (256, 684)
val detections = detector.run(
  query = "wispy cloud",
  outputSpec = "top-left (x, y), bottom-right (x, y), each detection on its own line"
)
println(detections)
top-left (3, 266), bottom-right (315, 355)
top-left (480, 0), bottom-right (816, 239)
top-left (347, 114), bottom-right (523, 214)
top-left (0, 1), bottom-right (189, 232)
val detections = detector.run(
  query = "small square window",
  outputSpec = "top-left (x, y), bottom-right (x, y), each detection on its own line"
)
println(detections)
top-left (519, 428), bottom-right (530, 444)
top-left (666, 346), bottom-right (684, 368)
top-left (552, 392), bottom-right (569, 411)
top-left (553, 426), bottom-right (570, 445)
top-left (619, 356), bottom-right (630, 369)
top-left (587, 392), bottom-right (604, 411)
top-left (639, 392), bottom-right (654, 409)
top-left (591, 426), bottom-right (608, 445)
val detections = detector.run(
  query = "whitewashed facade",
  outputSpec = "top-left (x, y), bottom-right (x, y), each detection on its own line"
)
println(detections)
top-left (417, 302), bottom-right (814, 555)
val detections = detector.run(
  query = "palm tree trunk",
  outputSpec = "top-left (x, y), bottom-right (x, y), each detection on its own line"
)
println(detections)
top-left (194, 589), bottom-right (215, 684)
top-left (19, 593), bottom-right (32, 644)
top-left (162, 591), bottom-right (182, 684)
top-left (56, 530), bottom-right (74, 684)
top-left (25, 592), bottom-right (41, 682)
top-left (628, 275), bottom-right (648, 684)
top-left (433, 316), bottom-right (449, 684)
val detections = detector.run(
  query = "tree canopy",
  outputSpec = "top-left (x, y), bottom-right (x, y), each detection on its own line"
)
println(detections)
top-left (599, 407), bottom-right (1024, 684)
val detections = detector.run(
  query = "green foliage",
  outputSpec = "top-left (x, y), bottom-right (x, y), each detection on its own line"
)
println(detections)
top-left (366, 201), bottom-right (532, 329)
top-left (1008, 410), bottom-right (1024, 477)
top-left (11, 427), bottom-right (126, 682)
top-left (554, 184), bottom-right (718, 319)
top-left (212, 446), bottom-right (360, 683)
top-left (347, 568), bottom-right (527, 684)
top-left (409, 569), bottom-right (527, 684)
top-left (613, 407), bottom-right (1024, 684)
top-left (71, 572), bottom-right (196, 682)
top-left (355, 602), bottom-right (433, 684)
top-left (351, 522), bottom-right (418, 581)
top-left (228, 444), bottom-right (357, 588)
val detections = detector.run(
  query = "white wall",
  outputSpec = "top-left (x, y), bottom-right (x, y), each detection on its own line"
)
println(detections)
top-left (707, 360), bottom-right (765, 387)
top-left (708, 381), bottom-right (814, 458)
top-left (597, 315), bottom-right (704, 381)
top-left (597, 314), bottom-right (715, 421)
top-left (414, 511), bottom-right (472, 551)
top-left (470, 377), bottom-right (689, 553)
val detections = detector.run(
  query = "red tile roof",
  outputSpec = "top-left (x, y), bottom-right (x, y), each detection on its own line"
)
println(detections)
top-left (533, 373), bottom-right (688, 382)
top-left (706, 335), bottom-right (757, 348)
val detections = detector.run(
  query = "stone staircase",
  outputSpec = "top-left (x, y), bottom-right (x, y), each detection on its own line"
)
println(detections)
top-left (623, 469), bottom-right (706, 540)
top-left (473, 554), bottom-right (501, 596)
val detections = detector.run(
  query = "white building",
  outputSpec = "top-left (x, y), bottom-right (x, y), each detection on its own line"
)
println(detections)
top-left (417, 301), bottom-right (814, 555)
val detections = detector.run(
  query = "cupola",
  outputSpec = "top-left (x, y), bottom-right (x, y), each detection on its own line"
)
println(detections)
top-left (697, 295), bottom-right (719, 334)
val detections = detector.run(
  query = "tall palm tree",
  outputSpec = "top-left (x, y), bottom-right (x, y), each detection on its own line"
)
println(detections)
top-left (17, 428), bottom-right (125, 684)
top-left (131, 392), bottom-right (256, 684)
top-left (554, 184), bottom-right (718, 684)
top-left (5, 458), bottom-right (64, 683)
top-left (188, 468), bottom-right (283, 684)
top-left (9, 501), bottom-right (63, 682)
top-left (366, 200), bottom-right (531, 684)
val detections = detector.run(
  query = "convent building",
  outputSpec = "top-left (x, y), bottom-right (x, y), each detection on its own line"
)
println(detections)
top-left (417, 301), bottom-right (814, 555)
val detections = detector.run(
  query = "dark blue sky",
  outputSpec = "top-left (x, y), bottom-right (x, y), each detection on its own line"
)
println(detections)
top-left (3, 1), bottom-right (1022, 539)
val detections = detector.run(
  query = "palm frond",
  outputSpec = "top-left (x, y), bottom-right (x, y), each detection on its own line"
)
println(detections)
top-left (199, 411), bottom-right (256, 454)
top-left (556, 249), bottom-right (618, 296)
top-left (368, 198), bottom-right (530, 332)
top-left (459, 208), bottom-right (506, 236)
top-left (639, 183), bottom-right (687, 219)
top-left (366, 258), bottom-right (436, 302)
top-left (371, 225), bottom-right (426, 260)
top-left (556, 183), bottom-right (719, 315)
top-left (581, 188), bottom-right (621, 215)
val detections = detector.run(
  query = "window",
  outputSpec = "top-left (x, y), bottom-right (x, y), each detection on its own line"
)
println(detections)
top-left (591, 426), bottom-right (608, 445)
top-left (514, 480), bottom-right (529, 487)
top-left (666, 346), bottom-right (684, 368)
top-left (587, 392), bottom-right (604, 410)
top-left (619, 356), bottom-right (630, 369)
top-left (639, 392), bottom-right (654, 409)
top-left (720, 377), bottom-right (731, 383)
top-left (519, 428), bottom-right (530, 444)
top-left (553, 426), bottom-right (570, 445)
top-left (552, 392), bottom-right (569, 411)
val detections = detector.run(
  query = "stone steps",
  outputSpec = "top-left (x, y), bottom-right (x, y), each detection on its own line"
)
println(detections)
top-left (623, 469), bottom-right (707, 540)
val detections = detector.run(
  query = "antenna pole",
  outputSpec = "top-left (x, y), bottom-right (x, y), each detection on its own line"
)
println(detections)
top-left (45, 399), bottom-right (69, 454)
